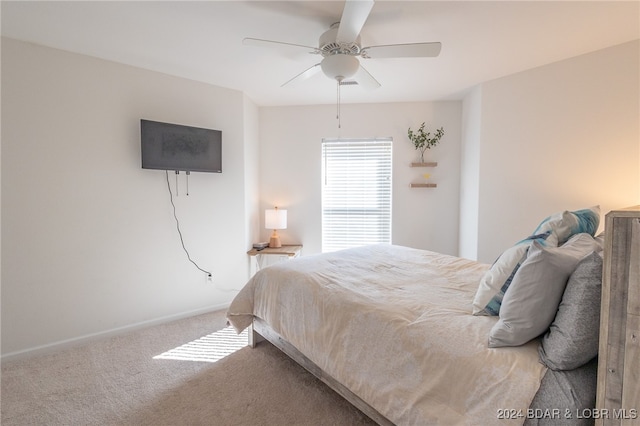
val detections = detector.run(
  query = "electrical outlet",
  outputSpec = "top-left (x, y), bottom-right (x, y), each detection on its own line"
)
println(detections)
top-left (207, 273), bottom-right (213, 283)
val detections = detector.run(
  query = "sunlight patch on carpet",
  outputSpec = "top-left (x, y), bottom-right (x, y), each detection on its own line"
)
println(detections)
top-left (153, 326), bottom-right (248, 363)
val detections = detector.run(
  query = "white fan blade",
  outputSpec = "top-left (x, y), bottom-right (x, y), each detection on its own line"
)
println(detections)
top-left (243, 37), bottom-right (321, 54)
top-left (281, 63), bottom-right (321, 87)
top-left (336, 0), bottom-right (374, 44)
top-left (353, 64), bottom-right (380, 89)
top-left (363, 42), bottom-right (442, 59)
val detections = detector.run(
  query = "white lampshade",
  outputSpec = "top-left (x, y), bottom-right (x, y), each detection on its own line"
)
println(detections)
top-left (265, 208), bottom-right (287, 230)
top-left (321, 54), bottom-right (359, 81)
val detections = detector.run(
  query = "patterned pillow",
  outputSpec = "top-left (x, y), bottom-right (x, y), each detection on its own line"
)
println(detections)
top-left (533, 206), bottom-right (600, 245)
top-left (472, 232), bottom-right (556, 315)
top-left (488, 233), bottom-right (599, 348)
top-left (472, 206), bottom-right (601, 316)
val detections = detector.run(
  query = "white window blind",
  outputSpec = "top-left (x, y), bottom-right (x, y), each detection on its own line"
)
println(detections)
top-left (321, 138), bottom-right (392, 253)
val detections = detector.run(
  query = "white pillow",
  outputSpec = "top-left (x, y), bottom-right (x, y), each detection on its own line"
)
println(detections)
top-left (488, 233), bottom-right (599, 348)
top-left (472, 206), bottom-right (601, 316)
top-left (472, 232), bottom-right (556, 315)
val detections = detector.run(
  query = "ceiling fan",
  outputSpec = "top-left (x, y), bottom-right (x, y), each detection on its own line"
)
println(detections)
top-left (243, 0), bottom-right (442, 89)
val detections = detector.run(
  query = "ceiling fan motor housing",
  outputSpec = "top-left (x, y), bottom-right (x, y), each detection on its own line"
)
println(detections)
top-left (319, 23), bottom-right (361, 56)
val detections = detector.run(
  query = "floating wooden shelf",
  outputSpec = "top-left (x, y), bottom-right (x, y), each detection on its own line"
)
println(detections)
top-left (410, 183), bottom-right (437, 188)
top-left (410, 162), bottom-right (438, 167)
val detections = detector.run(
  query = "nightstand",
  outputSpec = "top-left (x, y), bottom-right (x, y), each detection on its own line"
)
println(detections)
top-left (247, 244), bottom-right (302, 275)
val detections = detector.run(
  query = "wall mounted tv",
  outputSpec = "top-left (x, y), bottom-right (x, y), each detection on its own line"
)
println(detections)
top-left (141, 119), bottom-right (222, 173)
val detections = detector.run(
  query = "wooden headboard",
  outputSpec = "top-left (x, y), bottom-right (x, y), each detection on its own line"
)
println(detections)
top-left (596, 206), bottom-right (640, 425)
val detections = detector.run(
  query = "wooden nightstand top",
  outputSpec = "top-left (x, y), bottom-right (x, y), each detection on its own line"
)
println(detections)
top-left (247, 245), bottom-right (302, 257)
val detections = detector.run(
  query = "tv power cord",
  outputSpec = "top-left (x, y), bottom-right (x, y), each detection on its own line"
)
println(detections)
top-left (165, 170), bottom-right (212, 280)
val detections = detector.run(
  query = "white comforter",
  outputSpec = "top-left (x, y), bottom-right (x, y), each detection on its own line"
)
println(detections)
top-left (227, 244), bottom-right (546, 425)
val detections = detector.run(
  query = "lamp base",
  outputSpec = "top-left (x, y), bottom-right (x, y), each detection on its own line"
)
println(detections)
top-left (269, 230), bottom-right (282, 248)
top-left (269, 235), bottom-right (282, 248)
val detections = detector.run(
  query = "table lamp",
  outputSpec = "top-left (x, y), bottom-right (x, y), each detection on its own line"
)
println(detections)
top-left (265, 207), bottom-right (287, 248)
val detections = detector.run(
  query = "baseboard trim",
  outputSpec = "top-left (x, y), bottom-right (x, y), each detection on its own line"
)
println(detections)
top-left (1, 303), bottom-right (230, 362)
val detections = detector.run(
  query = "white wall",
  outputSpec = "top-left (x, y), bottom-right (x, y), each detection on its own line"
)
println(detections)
top-left (258, 101), bottom-right (462, 256)
top-left (459, 86), bottom-right (482, 260)
top-left (243, 95), bottom-right (261, 259)
top-left (1, 38), bottom-right (258, 357)
top-left (461, 40), bottom-right (640, 263)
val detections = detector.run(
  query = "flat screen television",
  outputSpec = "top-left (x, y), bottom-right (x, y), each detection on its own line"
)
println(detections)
top-left (141, 119), bottom-right (222, 173)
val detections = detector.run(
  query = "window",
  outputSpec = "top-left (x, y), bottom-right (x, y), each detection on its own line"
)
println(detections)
top-left (321, 138), bottom-right (392, 253)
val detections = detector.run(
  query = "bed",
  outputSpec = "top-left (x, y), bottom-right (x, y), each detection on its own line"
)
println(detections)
top-left (227, 207), bottom-right (620, 425)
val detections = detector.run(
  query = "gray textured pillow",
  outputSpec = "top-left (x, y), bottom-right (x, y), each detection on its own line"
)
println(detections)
top-left (525, 358), bottom-right (598, 426)
top-left (538, 251), bottom-right (603, 370)
top-left (488, 233), bottom-right (598, 348)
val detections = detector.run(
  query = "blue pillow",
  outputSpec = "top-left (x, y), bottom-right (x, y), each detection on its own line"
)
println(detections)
top-left (533, 206), bottom-right (600, 245)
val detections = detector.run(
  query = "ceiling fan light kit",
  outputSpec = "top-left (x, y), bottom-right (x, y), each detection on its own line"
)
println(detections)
top-left (321, 54), bottom-right (359, 82)
top-left (244, 0), bottom-right (441, 126)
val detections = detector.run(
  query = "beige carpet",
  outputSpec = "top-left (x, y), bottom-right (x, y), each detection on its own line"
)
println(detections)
top-left (1, 310), bottom-right (375, 426)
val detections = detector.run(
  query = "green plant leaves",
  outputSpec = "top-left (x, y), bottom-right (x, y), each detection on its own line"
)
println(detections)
top-left (407, 122), bottom-right (444, 154)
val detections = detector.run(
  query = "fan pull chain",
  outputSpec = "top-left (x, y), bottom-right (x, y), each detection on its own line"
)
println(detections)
top-left (336, 80), bottom-right (341, 129)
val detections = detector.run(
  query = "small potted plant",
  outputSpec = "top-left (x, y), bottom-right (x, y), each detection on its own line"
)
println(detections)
top-left (407, 122), bottom-right (444, 163)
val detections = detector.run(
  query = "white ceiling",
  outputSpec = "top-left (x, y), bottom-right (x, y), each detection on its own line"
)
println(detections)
top-left (2, 1), bottom-right (639, 107)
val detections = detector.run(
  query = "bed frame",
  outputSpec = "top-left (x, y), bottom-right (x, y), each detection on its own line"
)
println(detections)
top-left (249, 317), bottom-right (393, 425)
top-left (595, 206), bottom-right (640, 426)
top-left (248, 206), bottom-right (640, 426)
